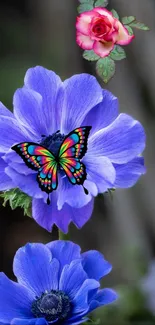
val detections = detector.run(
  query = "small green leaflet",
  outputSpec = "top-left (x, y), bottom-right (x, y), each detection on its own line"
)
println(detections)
top-left (83, 50), bottom-right (100, 61)
top-left (95, 0), bottom-right (108, 7)
top-left (110, 45), bottom-right (126, 61)
top-left (77, 3), bottom-right (94, 14)
top-left (0, 188), bottom-right (32, 217)
top-left (96, 57), bottom-right (115, 83)
top-left (79, 0), bottom-right (94, 3)
top-left (129, 21), bottom-right (149, 31)
top-left (124, 25), bottom-right (134, 36)
top-left (111, 9), bottom-right (119, 20)
top-left (121, 16), bottom-right (135, 25)
top-left (121, 16), bottom-right (149, 31)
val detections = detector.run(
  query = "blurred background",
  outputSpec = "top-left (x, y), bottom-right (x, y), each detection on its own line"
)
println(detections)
top-left (0, 0), bottom-right (155, 323)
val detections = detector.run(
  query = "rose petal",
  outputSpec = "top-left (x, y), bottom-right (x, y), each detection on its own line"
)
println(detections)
top-left (93, 7), bottom-right (114, 22)
top-left (76, 11), bottom-right (100, 36)
top-left (76, 32), bottom-right (94, 50)
top-left (93, 40), bottom-right (114, 57)
top-left (116, 21), bottom-right (135, 45)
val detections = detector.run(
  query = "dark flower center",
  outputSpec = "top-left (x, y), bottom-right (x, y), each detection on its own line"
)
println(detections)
top-left (31, 290), bottom-right (71, 322)
top-left (40, 131), bottom-right (65, 155)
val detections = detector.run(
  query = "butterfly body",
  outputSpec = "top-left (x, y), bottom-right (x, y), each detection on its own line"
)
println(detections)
top-left (12, 126), bottom-right (91, 204)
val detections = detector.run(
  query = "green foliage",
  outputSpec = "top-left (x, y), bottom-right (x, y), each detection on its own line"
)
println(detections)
top-left (110, 45), bottom-right (126, 61)
top-left (94, 0), bottom-right (108, 7)
top-left (122, 16), bottom-right (135, 25)
top-left (83, 50), bottom-right (100, 61)
top-left (79, 0), bottom-right (94, 3)
top-left (96, 57), bottom-right (115, 83)
top-left (0, 188), bottom-right (32, 217)
top-left (77, 3), bottom-right (94, 14)
top-left (111, 9), bottom-right (119, 20)
top-left (130, 21), bottom-right (150, 31)
top-left (121, 16), bottom-right (149, 31)
top-left (124, 25), bottom-right (134, 36)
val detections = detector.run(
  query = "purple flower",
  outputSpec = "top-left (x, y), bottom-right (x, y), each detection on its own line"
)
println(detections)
top-left (0, 240), bottom-right (117, 325)
top-left (0, 66), bottom-right (146, 232)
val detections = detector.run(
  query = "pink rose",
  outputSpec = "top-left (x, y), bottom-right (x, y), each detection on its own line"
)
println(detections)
top-left (76, 7), bottom-right (134, 57)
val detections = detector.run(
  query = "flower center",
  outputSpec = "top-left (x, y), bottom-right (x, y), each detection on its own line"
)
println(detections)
top-left (31, 290), bottom-right (71, 322)
top-left (40, 131), bottom-right (65, 155)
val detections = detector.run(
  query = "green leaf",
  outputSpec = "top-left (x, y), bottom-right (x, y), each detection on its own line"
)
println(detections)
top-left (111, 9), bottom-right (119, 20)
top-left (79, 0), bottom-right (94, 4)
top-left (129, 21), bottom-right (150, 31)
top-left (124, 25), bottom-right (134, 36)
top-left (0, 188), bottom-right (32, 217)
top-left (95, 0), bottom-right (108, 7)
top-left (121, 16), bottom-right (135, 25)
top-left (77, 3), bottom-right (94, 13)
top-left (110, 45), bottom-right (126, 61)
top-left (83, 50), bottom-right (100, 61)
top-left (96, 57), bottom-right (115, 83)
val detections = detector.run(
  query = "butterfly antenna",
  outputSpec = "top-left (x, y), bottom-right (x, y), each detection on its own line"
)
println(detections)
top-left (83, 186), bottom-right (89, 195)
top-left (47, 194), bottom-right (50, 205)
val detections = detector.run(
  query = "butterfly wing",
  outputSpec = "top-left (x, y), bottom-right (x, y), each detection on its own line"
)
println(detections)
top-left (37, 160), bottom-right (58, 193)
top-left (59, 126), bottom-right (91, 160)
top-left (58, 126), bottom-right (91, 185)
top-left (12, 142), bottom-right (58, 193)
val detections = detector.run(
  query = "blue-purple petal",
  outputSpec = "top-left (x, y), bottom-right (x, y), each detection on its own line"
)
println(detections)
top-left (0, 116), bottom-right (32, 153)
top-left (13, 88), bottom-right (48, 137)
top-left (0, 157), bottom-right (14, 190)
top-left (0, 273), bottom-right (33, 323)
top-left (83, 155), bottom-right (116, 193)
top-left (72, 279), bottom-right (100, 314)
top-left (89, 288), bottom-right (118, 313)
top-left (11, 318), bottom-right (48, 325)
top-left (24, 66), bottom-right (63, 134)
top-left (83, 89), bottom-right (119, 136)
top-left (88, 113), bottom-right (146, 164)
top-left (61, 74), bottom-right (103, 134)
top-left (32, 197), bottom-right (94, 233)
top-left (13, 243), bottom-right (59, 297)
top-left (82, 251), bottom-right (112, 280)
top-left (0, 102), bottom-right (14, 117)
top-left (114, 157), bottom-right (146, 188)
top-left (5, 167), bottom-right (43, 198)
top-left (46, 241), bottom-right (81, 273)
top-left (59, 260), bottom-right (87, 299)
top-left (57, 177), bottom-right (92, 210)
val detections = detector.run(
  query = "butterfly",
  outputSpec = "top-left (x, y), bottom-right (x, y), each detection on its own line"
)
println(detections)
top-left (11, 126), bottom-right (92, 205)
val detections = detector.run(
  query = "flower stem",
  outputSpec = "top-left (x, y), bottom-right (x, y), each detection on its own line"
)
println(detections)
top-left (58, 229), bottom-right (70, 240)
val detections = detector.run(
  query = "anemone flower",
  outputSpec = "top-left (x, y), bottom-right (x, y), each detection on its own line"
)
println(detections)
top-left (0, 66), bottom-right (146, 232)
top-left (0, 240), bottom-right (117, 325)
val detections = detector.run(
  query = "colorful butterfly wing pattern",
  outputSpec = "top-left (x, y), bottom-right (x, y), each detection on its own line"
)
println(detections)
top-left (12, 142), bottom-right (58, 194)
top-left (12, 126), bottom-right (91, 203)
top-left (58, 127), bottom-right (91, 186)
top-left (59, 127), bottom-right (91, 160)
top-left (37, 160), bottom-right (58, 193)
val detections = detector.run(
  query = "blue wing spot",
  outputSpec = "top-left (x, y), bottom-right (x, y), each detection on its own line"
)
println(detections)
top-left (70, 134), bottom-right (79, 142)
top-left (40, 172), bottom-right (46, 179)
top-left (28, 145), bottom-right (35, 155)
top-left (37, 157), bottom-right (41, 161)
top-left (75, 162), bottom-right (81, 169)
